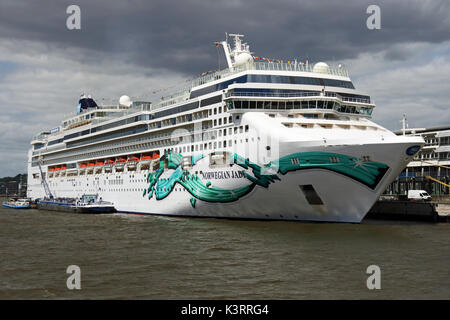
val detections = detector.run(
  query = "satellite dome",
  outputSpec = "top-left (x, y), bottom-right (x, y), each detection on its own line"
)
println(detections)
top-left (119, 95), bottom-right (132, 107)
top-left (313, 62), bottom-right (330, 74)
top-left (234, 52), bottom-right (253, 66)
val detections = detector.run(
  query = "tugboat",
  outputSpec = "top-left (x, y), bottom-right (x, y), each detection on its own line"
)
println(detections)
top-left (2, 198), bottom-right (31, 209)
top-left (37, 194), bottom-right (116, 214)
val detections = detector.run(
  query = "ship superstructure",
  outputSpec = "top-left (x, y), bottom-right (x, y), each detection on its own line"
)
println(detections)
top-left (27, 34), bottom-right (424, 222)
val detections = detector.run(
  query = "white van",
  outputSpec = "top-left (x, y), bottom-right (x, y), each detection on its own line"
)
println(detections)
top-left (407, 190), bottom-right (432, 201)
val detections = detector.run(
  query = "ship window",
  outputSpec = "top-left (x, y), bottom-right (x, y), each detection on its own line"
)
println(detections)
top-left (214, 119), bottom-right (217, 126)
top-left (299, 184), bottom-right (324, 205)
top-left (250, 101), bottom-right (256, 109)
top-left (301, 101), bottom-right (308, 109)
top-left (329, 156), bottom-right (340, 163)
top-left (317, 100), bottom-right (324, 109)
top-left (245, 125), bottom-right (249, 132)
top-left (286, 101), bottom-right (293, 109)
top-left (234, 127), bottom-right (238, 134)
top-left (224, 117), bottom-right (227, 124)
top-left (219, 107), bottom-right (222, 113)
top-left (229, 140), bottom-right (232, 146)
top-left (219, 118), bottom-right (222, 125)
top-left (327, 101), bottom-right (334, 109)
top-left (242, 101), bottom-right (249, 108)
top-left (223, 129), bottom-right (227, 136)
top-left (271, 101), bottom-right (278, 109)
top-left (214, 108), bottom-right (217, 115)
top-left (239, 126), bottom-right (243, 133)
top-left (234, 101), bottom-right (241, 109)
top-left (224, 140), bottom-right (227, 147)
top-left (278, 102), bottom-right (286, 110)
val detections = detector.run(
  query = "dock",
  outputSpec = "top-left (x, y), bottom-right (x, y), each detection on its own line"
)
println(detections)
top-left (365, 200), bottom-right (449, 222)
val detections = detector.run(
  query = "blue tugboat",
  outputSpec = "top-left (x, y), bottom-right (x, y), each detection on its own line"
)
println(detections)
top-left (2, 198), bottom-right (31, 209)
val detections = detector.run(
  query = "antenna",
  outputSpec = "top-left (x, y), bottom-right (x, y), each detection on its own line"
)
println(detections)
top-left (401, 114), bottom-right (408, 136)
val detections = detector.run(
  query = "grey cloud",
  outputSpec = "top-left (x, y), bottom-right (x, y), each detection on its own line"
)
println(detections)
top-left (1, 0), bottom-right (450, 75)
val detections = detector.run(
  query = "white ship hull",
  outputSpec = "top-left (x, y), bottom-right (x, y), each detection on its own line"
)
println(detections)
top-left (27, 136), bottom-right (423, 223)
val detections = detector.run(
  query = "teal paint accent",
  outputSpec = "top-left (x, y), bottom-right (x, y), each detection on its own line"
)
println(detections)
top-left (140, 150), bottom-right (389, 207)
top-left (192, 154), bottom-right (205, 165)
top-left (275, 152), bottom-right (388, 187)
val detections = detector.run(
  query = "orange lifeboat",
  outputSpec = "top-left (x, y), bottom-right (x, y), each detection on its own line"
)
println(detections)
top-left (80, 163), bottom-right (87, 168)
top-left (87, 162), bottom-right (95, 167)
top-left (118, 158), bottom-right (127, 163)
top-left (49, 168), bottom-right (55, 172)
top-left (140, 156), bottom-right (152, 161)
top-left (128, 156), bottom-right (139, 162)
top-left (106, 159), bottom-right (115, 165)
top-left (152, 152), bottom-right (160, 159)
top-left (95, 161), bottom-right (104, 166)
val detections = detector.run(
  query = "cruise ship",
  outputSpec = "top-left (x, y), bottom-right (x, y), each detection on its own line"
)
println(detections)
top-left (27, 34), bottom-right (424, 223)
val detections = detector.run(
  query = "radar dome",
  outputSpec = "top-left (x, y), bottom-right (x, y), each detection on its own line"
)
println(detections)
top-left (313, 62), bottom-right (330, 74)
top-left (119, 95), bottom-right (132, 107)
top-left (234, 52), bottom-right (253, 66)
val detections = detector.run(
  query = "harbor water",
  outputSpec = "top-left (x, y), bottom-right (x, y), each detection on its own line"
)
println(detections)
top-left (0, 205), bottom-right (448, 299)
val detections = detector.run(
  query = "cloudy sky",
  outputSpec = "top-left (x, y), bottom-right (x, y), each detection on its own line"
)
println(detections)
top-left (0, 0), bottom-right (449, 176)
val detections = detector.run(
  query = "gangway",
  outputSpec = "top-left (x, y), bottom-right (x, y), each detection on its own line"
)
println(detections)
top-left (37, 159), bottom-right (54, 199)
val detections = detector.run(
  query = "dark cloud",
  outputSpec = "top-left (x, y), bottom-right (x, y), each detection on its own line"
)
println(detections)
top-left (1, 0), bottom-right (449, 75)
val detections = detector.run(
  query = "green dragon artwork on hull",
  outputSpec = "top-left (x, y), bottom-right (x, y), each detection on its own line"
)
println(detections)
top-left (142, 150), bottom-right (389, 208)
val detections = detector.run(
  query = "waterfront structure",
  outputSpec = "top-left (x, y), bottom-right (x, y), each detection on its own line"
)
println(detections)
top-left (386, 125), bottom-right (450, 197)
top-left (27, 34), bottom-right (423, 222)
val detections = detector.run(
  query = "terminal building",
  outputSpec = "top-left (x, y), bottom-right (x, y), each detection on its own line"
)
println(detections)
top-left (385, 125), bottom-right (450, 198)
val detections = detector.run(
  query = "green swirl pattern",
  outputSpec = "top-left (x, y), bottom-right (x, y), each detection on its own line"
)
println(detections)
top-left (142, 150), bottom-right (389, 207)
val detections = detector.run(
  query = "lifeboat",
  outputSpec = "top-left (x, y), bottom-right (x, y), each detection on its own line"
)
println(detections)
top-left (118, 158), bottom-right (127, 163)
top-left (49, 168), bottom-right (55, 172)
top-left (128, 156), bottom-right (140, 162)
top-left (87, 162), bottom-right (95, 167)
top-left (140, 156), bottom-right (152, 161)
top-left (152, 153), bottom-right (160, 159)
top-left (80, 163), bottom-right (87, 168)
top-left (106, 159), bottom-right (115, 165)
top-left (55, 167), bottom-right (61, 171)
top-left (61, 166), bottom-right (67, 170)
top-left (95, 161), bottom-right (104, 166)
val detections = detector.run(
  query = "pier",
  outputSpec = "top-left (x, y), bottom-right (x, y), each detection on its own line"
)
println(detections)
top-left (366, 199), bottom-right (449, 222)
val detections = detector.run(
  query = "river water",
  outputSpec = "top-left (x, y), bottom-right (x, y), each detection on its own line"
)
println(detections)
top-left (0, 206), bottom-right (448, 299)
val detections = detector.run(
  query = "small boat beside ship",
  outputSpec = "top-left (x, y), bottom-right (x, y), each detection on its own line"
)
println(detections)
top-left (2, 198), bottom-right (32, 209)
top-left (37, 194), bottom-right (116, 214)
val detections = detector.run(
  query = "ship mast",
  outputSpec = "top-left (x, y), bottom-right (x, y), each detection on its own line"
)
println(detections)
top-left (218, 33), bottom-right (251, 69)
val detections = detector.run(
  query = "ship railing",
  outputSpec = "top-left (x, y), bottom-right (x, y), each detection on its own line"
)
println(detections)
top-left (40, 125), bottom-right (215, 165)
top-left (226, 91), bottom-right (371, 104)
